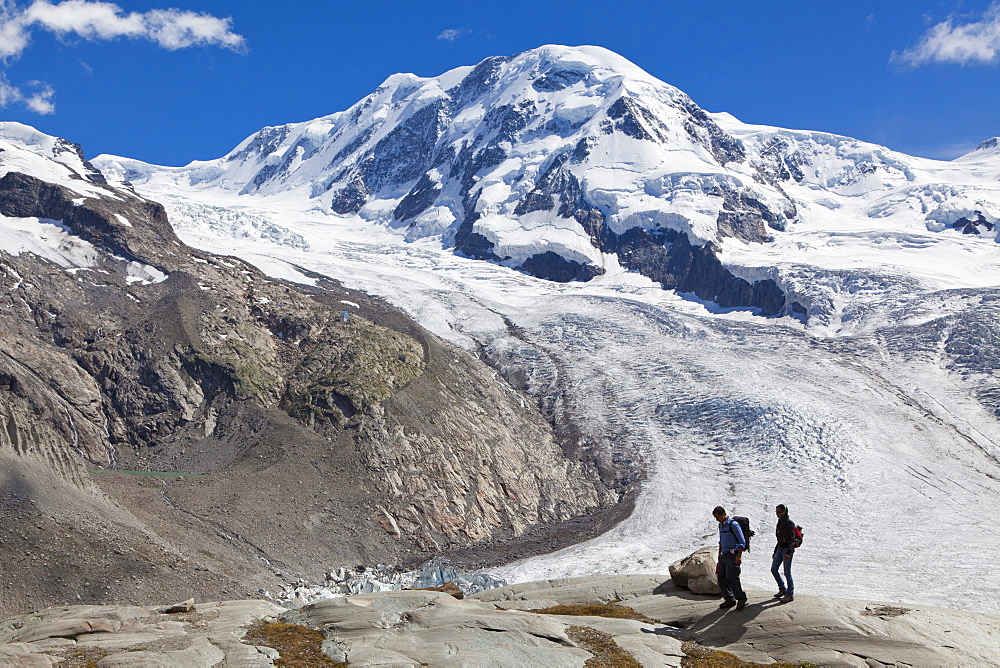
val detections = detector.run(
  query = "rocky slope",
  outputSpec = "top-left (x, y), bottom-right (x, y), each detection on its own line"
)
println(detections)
top-left (0, 124), bottom-right (624, 618)
top-left (3, 573), bottom-right (998, 666)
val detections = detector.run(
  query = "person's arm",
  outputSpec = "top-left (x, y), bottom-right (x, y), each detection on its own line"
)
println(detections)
top-left (732, 521), bottom-right (745, 564)
top-left (780, 519), bottom-right (793, 559)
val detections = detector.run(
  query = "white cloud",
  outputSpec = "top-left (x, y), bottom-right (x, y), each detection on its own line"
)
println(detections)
top-left (0, 75), bottom-right (22, 106)
top-left (142, 8), bottom-right (245, 50)
top-left (0, 2), bottom-right (31, 59)
top-left (0, 74), bottom-right (53, 113)
top-left (0, 0), bottom-right (246, 114)
top-left (23, 0), bottom-right (145, 42)
top-left (437, 28), bottom-right (468, 42)
top-left (894, 3), bottom-right (1000, 66)
top-left (24, 80), bottom-right (53, 113)
top-left (10, 0), bottom-right (247, 53)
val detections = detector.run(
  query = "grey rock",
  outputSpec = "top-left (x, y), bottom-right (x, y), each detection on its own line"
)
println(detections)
top-left (0, 600), bottom-right (280, 666)
top-left (668, 547), bottom-right (719, 594)
top-left (4, 576), bottom-right (998, 667)
top-left (686, 575), bottom-right (719, 596)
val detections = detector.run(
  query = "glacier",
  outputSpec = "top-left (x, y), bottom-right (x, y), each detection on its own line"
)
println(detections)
top-left (73, 44), bottom-right (1000, 613)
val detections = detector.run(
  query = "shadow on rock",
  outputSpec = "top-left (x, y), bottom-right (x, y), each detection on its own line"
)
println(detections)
top-left (652, 579), bottom-right (718, 601)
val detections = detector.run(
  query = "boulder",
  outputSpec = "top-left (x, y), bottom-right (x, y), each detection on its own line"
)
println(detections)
top-left (159, 599), bottom-right (195, 614)
top-left (687, 575), bottom-right (720, 595)
top-left (669, 548), bottom-right (720, 594)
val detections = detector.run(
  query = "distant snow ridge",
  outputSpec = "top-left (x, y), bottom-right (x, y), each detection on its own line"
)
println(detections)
top-left (0, 121), bottom-right (109, 195)
top-left (0, 123), bottom-right (171, 284)
top-left (92, 45), bottom-right (1000, 316)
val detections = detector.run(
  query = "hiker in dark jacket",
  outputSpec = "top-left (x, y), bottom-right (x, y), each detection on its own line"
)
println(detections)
top-left (771, 504), bottom-right (795, 601)
top-left (713, 505), bottom-right (747, 610)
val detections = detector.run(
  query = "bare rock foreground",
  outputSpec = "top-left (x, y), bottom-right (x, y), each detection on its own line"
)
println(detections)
top-left (2, 574), bottom-right (998, 666)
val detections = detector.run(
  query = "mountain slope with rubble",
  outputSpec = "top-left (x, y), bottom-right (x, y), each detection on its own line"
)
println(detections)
top-left (0, 123), bottom-right (624, 618)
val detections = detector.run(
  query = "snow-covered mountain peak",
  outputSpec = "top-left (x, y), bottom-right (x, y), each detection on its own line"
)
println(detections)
top-left (956, 137), bottom-right (1000, 162)
top-left (514, 44), bottom-right (673, 89)
top-left (99, 45), bottom-right (775, 250)
top-left (93, 45), bottom-right (1000, 321)
top-left (0, 121), bottom-right (108, 192)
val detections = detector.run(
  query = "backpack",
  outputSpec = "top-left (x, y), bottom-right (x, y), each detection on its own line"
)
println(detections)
top-left (792, 524), bottom-right (804, 549)
top-left (726, 516), bottom-right (755, 552)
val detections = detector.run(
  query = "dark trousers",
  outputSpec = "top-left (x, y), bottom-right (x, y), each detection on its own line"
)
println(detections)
top-left (718, 552), bottom-right (745, 601)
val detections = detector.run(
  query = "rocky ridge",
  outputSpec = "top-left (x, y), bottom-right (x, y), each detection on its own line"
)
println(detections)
top-left (0, 124), bottom-right (623, 617)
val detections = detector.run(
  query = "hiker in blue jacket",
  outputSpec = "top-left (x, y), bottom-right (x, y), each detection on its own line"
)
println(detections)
top-left (713, 505), bottom-right (747, 610)
top-left (772, 504), bottom-right (795, 601)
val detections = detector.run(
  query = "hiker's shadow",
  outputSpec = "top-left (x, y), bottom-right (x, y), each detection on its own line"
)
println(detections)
top-left (643, 580), bottom-right (789, 640)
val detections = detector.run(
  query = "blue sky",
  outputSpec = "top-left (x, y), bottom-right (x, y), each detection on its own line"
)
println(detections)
top-left (1, 0), bottom-right (998, 165)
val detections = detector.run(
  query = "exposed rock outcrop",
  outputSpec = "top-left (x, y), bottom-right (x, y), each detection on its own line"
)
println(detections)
top-left (0, 132), bottom-right (624, 617)
top-left (5, 575), bottom-right (997, 666)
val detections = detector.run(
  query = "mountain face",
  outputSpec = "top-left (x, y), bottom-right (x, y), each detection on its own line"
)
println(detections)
top-left (0, 123), bottom-right (623, 616)
top-left (96, 45), bottom-right (999, 318)
top-left (76, 47), bottom-right (1000, 616)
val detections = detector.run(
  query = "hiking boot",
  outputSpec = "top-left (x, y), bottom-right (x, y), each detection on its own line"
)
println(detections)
top-left (719, 599), bottom-right (737, 609)
top-left (773, 591), bottom-right (786, 598)
top-left (782, 593), bottom-right (794, 602)
top-left (735, 598), bottom-right (747, 611)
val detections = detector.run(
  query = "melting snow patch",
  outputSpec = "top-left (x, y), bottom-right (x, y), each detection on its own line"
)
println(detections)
top-left (0, 216), bottom-right (101, 268)
top-left (125, 262), bottom-right (168, 285)
top-left (340, 300), bottom-right (359, 308)
top-left (114, 213), bottom-right (133, 228)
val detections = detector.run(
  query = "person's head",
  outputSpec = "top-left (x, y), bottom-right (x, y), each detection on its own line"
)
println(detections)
top-left (775, 504), bottom-right (788, 518)
top-left (712, 506), bottom-right (727, 522)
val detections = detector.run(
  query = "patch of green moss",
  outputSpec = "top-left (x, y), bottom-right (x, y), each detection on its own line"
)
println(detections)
top-left (55, 646), bottom-right (110, 667)
top-left (192, 312), bottom-right (285, 401)
top-left (566, 625), bottom-right (642, 668)
top-left (531, 602), bottom-right (658, 624)
top-left (681, 641), bottom-right (816, 667)
top-left (283, 317), bottom-right (424, 426)
top-left (242, 620), bottom-right (344, 667)
top-left (190, 342), bottom-right (282, 402)
top-left (861, 605), bottom-right (909, 618)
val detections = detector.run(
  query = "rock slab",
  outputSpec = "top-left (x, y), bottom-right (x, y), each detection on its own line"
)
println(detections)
top-left (3, 575), bottom-right (999, 667)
